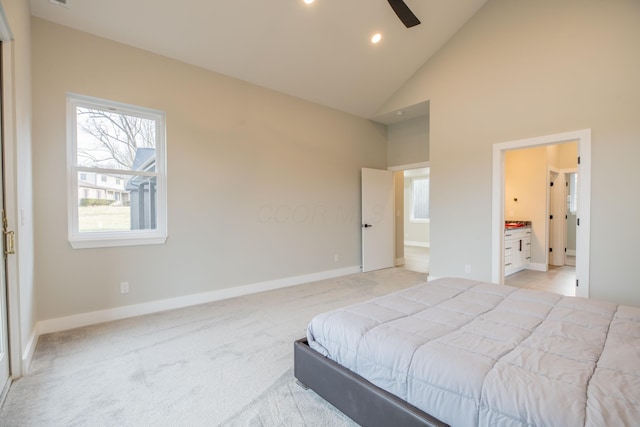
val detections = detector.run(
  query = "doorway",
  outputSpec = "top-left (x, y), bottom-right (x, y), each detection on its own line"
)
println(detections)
top-left (548, 167), bottom-right (578, 268)
top-left (492, 129), bottom-right (591, 299)
top-left (502, 143), bottom-right (577, 296)
top-left (402, 167), bottom-right (430, 273)
top-left (389, 162), bottom-right (430, 274)
top-left (565, 171), bottom-right (578, 266)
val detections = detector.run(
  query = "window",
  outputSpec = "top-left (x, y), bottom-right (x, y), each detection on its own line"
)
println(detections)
top-left (67, 93), bottom-right (167, 248)
top-left (411, 176), bottom-right (429, 222)
top-left (567, 172), bottom-right (578, 214)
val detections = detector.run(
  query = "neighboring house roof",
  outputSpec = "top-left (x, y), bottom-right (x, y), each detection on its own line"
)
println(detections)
top-left (126, 148), bottom-right (156, 191)
top-left (131, 147), bottom-right (155, 171)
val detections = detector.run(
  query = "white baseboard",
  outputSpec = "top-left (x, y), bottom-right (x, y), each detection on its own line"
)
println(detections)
top-left (395, 257), bottom-right (405, 266)
top-left (566, 250), bottom-right (576, 257)
top-left (36, 265), bottom-right (361, 336)
top-left (404, 241), bottom-right (429, 248)
top-left (22, 326), bottom-right (40, 375)
top-left (527, 263), bottom-right (548, 272)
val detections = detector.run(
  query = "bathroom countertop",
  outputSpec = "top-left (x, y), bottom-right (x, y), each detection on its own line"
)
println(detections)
top-left (505, 220), bottom-right (531, 230)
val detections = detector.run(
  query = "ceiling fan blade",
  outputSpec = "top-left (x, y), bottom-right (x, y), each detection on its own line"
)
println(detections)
top-left (387, 0), bottom-right (421, 28)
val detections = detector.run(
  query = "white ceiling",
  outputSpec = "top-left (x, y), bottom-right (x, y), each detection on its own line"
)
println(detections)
top-left (30, 0), bottom-right (486, 123)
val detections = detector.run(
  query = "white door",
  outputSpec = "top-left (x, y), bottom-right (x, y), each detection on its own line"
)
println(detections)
top-left (361, 168), bottom-right (394, 272)
top-left (565, 172), bottom-right (578, 266)
top-left (549, 171), bottom-right (565, 266)
top-left (0, 165), bottom-right (8, 396)
top-left (0, 40), bottom-right (9, 396)
top-left (0, 227), bottom-right (8, 397)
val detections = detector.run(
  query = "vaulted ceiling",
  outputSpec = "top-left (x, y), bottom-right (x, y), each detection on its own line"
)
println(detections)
top-left (30, 0), bottom-right (487, 123)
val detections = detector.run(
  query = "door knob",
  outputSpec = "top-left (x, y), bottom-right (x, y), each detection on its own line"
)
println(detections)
top-left (362, 224), bottom-right (372, 228)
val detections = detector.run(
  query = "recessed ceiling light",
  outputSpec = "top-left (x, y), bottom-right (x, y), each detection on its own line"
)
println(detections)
top-left (303, 0), bottom-right (314, 4)
top-left (371, 33), bottom-right (382, 44)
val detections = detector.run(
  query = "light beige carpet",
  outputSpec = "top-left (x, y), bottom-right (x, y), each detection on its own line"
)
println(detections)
top-left (0, 268), bottom-right (428, 427)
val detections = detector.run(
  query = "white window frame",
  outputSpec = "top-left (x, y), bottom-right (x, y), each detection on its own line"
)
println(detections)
top-left (67, 93), bottom-right (168, 249)
top-left (410, 176), bottom-right (430, 223)
top-left (568, 172), bottom-right (578, 214)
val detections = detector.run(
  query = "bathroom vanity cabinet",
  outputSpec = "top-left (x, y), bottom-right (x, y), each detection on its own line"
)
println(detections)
top-left (505, 226), bottom-right (531, 276)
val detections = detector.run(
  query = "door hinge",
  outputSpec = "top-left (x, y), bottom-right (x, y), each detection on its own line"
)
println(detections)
top-left (578, 156), bottom-right (581, 165)
top-left (577, 218), bottom-right (580, 226)
top-left (2, 209), bottom-right (16, 256)
top-left (576, 279), bottom-right (579, 287)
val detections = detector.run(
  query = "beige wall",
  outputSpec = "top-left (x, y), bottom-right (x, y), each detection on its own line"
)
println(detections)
top-left (394, 171), bottom-right (404, 264)
top-left (556, 142), bottom-right (579, 170)
top-left (377, 0), bottom-right (640, 305)
top-left (32, 18), bottom-right (387, 321)
top-left (388, 115), bottom-right (429, 266)
top-left (387, 115), bottom-right (429, 167)
top-left (1, 0), bottom-right (35, 368)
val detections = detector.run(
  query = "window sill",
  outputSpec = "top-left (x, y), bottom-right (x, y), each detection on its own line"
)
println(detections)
top-left (409, 218), bottom-right (430, 224)
top-left (69, 233), bottom-right (168, 249)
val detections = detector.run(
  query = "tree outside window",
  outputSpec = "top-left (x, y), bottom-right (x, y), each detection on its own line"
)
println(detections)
top-left (67, 94), bottom-right (167, 248)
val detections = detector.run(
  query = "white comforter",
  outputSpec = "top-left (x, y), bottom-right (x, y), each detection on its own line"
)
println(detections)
top-left (307, 278), bottom-right (640, 426)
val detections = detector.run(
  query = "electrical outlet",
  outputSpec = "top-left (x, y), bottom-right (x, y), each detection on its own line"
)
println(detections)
top-left (120, 282), bottom-right (129, 294)
top-left (464, 265), bottom-right (471, 274)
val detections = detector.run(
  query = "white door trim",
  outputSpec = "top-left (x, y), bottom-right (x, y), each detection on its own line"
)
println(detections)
top-left (388, 162), bottom-right (430, 270)
top-left (492, 129), bottom-right (591, 298)
top-left (388, 161), bottom-right (430, 172)
top-left (0, 7), bottom-right (23, 379)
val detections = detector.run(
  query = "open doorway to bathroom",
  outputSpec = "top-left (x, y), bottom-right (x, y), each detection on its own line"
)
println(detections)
top-left (492, 129), bottom-right (591, 297)
top-left (499, 138), bottom-right (585, 297)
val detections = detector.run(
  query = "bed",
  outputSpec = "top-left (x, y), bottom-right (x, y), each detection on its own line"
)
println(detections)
top-left (293, 277), bottom-right (640, 426)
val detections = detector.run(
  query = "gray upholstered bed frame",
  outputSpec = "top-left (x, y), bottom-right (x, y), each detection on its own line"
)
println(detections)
top-left (293, 338), bottom-right (448, 427)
